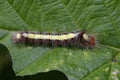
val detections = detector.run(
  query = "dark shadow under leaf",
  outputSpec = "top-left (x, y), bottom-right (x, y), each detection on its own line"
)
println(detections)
top-left (0, 43), bottom-right (15, 80)
top-left (16, 70), bottom-right (68, 80)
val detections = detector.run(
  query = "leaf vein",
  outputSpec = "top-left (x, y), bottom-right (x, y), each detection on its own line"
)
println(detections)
top-left (25, 0), bottom-right (36, 21)
top-left (60, 0), bottom-right (79, 29)
top-left (103, 0), bottom-right (118, 32)
top-left (6, 0), bottom-right (30, 29)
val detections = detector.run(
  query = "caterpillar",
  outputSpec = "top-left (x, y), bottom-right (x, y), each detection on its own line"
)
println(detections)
top-left (12, 30), bottom-right (96, 49)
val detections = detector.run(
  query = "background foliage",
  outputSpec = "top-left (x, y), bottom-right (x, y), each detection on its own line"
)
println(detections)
top-left (0, 0), bottom-right (120, 80)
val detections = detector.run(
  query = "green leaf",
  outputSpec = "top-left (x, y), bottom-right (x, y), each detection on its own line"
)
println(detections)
top-left (0, 0), bottom-right (120, 80)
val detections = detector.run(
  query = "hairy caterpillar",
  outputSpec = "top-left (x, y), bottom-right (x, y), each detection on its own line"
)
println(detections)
top-left (12, 30), bottom-right (96, 49)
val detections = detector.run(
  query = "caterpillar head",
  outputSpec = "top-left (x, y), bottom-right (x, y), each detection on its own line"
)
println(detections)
top-left (83, 33), bottom-right (96, 48)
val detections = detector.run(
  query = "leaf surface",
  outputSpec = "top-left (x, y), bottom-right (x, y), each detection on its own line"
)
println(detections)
top-left (0, 0), bottom-right (120, 80)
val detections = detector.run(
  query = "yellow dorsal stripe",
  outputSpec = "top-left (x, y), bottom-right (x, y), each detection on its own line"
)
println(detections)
top-left (22, 33), bottom-right (79, 40)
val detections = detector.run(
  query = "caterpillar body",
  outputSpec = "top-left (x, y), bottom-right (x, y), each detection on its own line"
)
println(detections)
top-left (13, 30), bottom-right (96, 49)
